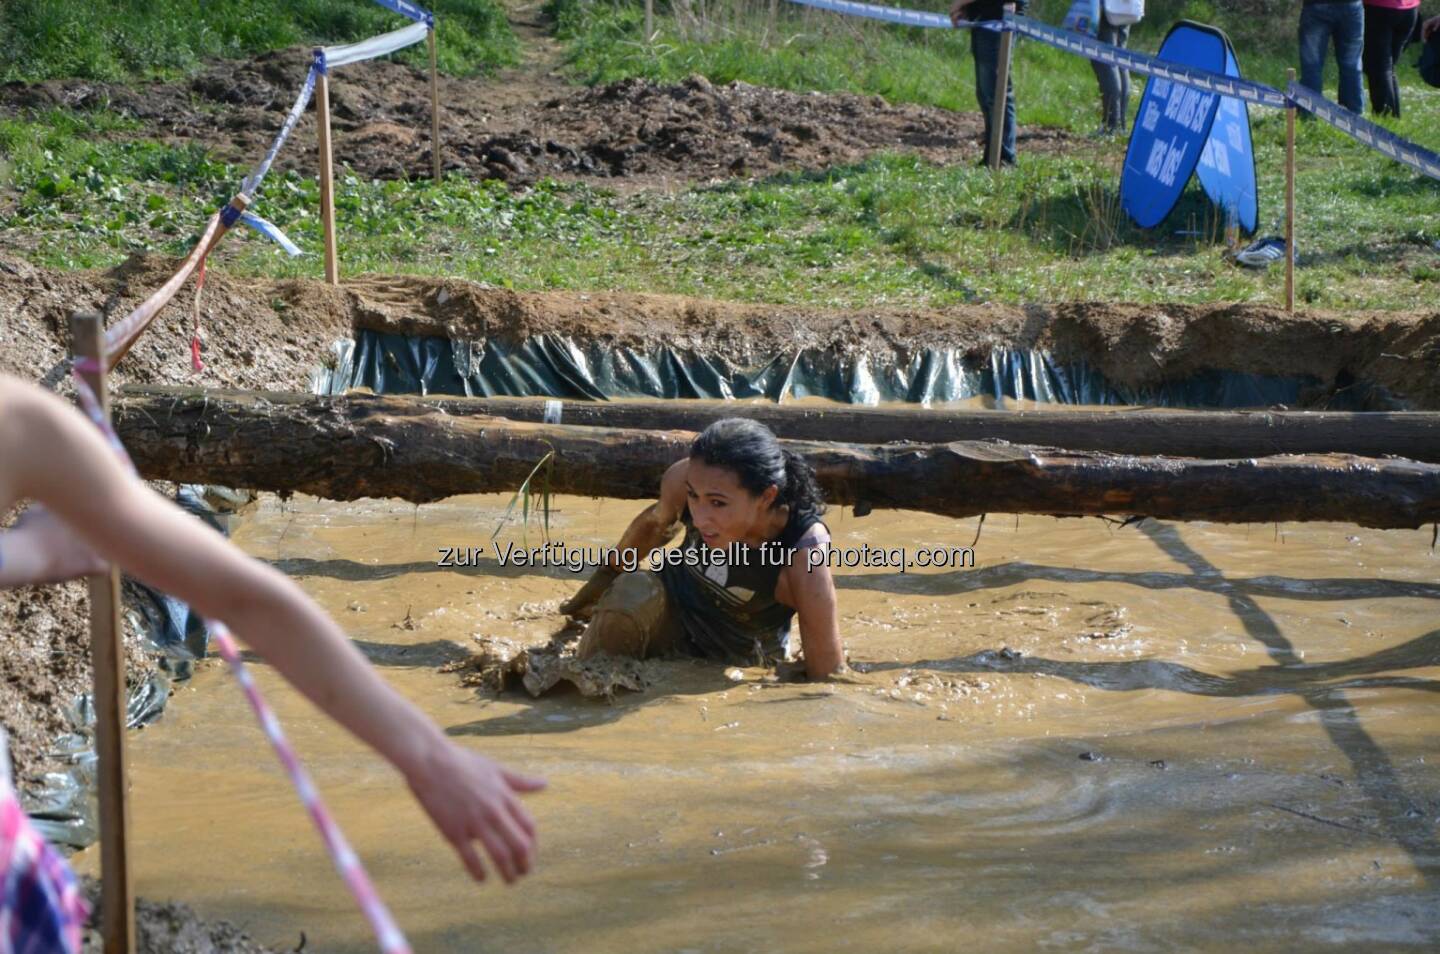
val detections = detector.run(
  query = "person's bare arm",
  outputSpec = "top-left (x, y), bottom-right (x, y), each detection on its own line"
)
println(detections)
top-left (1425, 15), bottom-right (1439, 41)
top-left (779, 526), bottom-right (845, 679)
top-left (0, 376), bottom-right (543, 885)
top-left (560, 458), bottom-right (689, 616)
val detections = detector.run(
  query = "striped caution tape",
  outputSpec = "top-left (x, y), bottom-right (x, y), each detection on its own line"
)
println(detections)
top-left (321, 20), bottom-right (431, 72)
top-left (784, 1), bottom-right (1438, 180)
top-left (239, 211), bottom-right (303, 256)
top-left (240, 56), bottom-right (319, 199)
top-left (1004, 14), bottom-right (1289, 108)
top-left (368, 0), bottom-right (434, 27)
top-left (1287, 82), bottom-right (1440, 181)
top-left (785, 0), bottom-right (988, 31)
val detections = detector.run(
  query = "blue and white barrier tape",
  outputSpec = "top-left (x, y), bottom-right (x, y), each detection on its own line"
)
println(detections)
top-left (240, 212), bottom-right (303, 256)
top-left (241, 59), bottom-right (320, 198)
top-left (1006, 14), bottom-right (1289, 109)
top-left (1287, 82), bottom-right (1440, 180)
top-left (323, 20), bottom-right (430, 71)
top-left (785, 0), bottom-right (979, 31)
top-left (369, 0), bottom-right (434, 27)
top-left (784, 0), bottom-right (1437, 180)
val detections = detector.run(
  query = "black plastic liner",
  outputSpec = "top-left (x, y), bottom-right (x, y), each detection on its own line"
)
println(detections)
top-left (312, 330), bottom-right (1398, 410)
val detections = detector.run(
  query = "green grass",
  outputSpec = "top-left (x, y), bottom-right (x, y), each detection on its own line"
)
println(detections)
top-left (0, 0), bottom-right (518, 82)
top-left (3, 103), bottom-right (1437, 310)
top-left (1, 0), bottom-right (1437, 312)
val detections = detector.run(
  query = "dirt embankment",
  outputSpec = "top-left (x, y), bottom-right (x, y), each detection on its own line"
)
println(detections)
top-left (6, 256), bottom-right (1440, 407)
top-left (0, 48), bottom-right (1067, 187)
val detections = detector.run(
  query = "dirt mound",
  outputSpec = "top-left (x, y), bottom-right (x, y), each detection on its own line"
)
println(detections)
top-left (81, 877), bottom-right (282, 954)
top-left (1, 49), bottom-right (1067, 186)
top-left (5, 258), bottom-right (1440, 407)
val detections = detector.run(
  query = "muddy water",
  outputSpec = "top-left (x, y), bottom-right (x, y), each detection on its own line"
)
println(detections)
top-left (75, 495), bottom-right (1440, 951)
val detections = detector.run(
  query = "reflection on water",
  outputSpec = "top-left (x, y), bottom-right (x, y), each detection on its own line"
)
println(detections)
top-left (76, 494), bottom-right (1440, 951)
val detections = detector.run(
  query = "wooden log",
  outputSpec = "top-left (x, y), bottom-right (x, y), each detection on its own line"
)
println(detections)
top-left (119, 387), bottom-right (1440, 463)
top-left (73, 314), bottom-right (136, 954)
top-left (110, 389), bottom-right (1440, 529)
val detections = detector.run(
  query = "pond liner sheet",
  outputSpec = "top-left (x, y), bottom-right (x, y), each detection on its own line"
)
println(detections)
top-left (312, 330), bottom-right (1402, 410)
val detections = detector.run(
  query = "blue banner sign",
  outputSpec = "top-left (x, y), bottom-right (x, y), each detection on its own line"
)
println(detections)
top-left (1122, 22), bottom-right (1258, 232)
top-left (1194, 32), bottom-right (1258, 234)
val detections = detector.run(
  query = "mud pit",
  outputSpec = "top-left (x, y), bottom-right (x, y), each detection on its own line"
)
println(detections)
top-left (0, 49), bottom-right (1068, 187)
top-left (71, 491), bottom-right (1440, 951)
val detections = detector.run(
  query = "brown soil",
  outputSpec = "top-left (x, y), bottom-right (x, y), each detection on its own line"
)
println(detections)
top-left (6, 256), bottom-right (1440, 407)
top-left (80, 877), bottom-right (284, 954)
top-left (0, 49), bottom-right (1067, 188)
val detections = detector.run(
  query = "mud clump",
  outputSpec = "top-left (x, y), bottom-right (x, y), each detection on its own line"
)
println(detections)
top-left (449, 633), bottom-right (653, 699)
top-left (0, 50), bottom-right (1068, 186)
top-left (80, 877), bottom-right (283, 954)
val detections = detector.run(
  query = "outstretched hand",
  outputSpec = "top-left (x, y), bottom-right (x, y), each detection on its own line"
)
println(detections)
top-left (406, 742), bottom-right (546, 885)
top-left (948, 0), bottom-right (972, 27)
top-left (0, 506), bottom-right (107, 586)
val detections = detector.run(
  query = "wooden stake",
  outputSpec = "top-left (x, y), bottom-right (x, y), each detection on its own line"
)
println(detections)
top-left (645, 0), bottom-right (654, 44)
top-left (1285, 67), bottom-right (1297, 314)
top-left (316, 71), bottom-right (339, 286)
top-left (988, 28), bottom-right (1015, 172)
top-left (428, 27), bottom-right (441, 181)
top-left (71, 312), bottom-right (135, 954)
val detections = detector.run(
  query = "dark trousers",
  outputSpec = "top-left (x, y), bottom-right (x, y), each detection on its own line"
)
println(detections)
top-left (1091, 10), bottom-right (1132, 131)
top-left (1362, 5), bottom-right (1419, 116)
top-left (973, 26), bottom-right (1017, 164)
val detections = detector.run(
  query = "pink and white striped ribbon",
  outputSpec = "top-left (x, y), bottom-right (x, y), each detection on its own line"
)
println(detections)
top-left (69, 362), bottom-right (413, 954)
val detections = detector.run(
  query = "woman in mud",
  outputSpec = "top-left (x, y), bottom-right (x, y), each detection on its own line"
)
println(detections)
top-left (0, 373), bottom-right (541, 887)
top-left (560, 418), bottom-right (846, 680)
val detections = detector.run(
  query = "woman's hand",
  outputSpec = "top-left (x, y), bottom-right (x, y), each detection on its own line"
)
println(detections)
top-left (0, 506), bottom-right (107, 586)
top-left (1424, 16), bottom-right (1439, 42)
top-left (405, 741), bottom-right (546, 885)
top-left (559, 564), bottom-right (620, 620)
top-left (949, 0), bottom-right (972, 27)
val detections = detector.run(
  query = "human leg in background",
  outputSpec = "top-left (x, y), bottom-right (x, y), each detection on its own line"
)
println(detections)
top-left (973, 26), bottom-right (1017, 164)
top-left (1092, 12), bottom-right (1132, 132)
top-left (1332, 1), bottom-right (1368, 111)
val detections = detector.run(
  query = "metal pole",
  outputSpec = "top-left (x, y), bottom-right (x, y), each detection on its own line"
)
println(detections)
top-left (72, 312), bottom-right (136, 954)
top-left (316, 71), bottom-right (339, 286)
top-left (1285, 67), bottom-right (1297, 314)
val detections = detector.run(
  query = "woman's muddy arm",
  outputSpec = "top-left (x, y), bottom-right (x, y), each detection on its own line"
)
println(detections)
top-left (561, 459), bottom-right (688, 615)
top-left (784, 534), bottom-right (846, 679)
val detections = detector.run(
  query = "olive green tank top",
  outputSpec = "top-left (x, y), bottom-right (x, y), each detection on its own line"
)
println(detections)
top-left (657, 505), bottom-right (822, 665)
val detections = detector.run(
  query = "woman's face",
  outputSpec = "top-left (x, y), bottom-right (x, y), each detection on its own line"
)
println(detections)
top-left (685, 458), bottom-right (777, 548)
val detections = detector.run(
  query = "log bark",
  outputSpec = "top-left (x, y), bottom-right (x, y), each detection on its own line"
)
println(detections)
top-left (111, 389), bottom-right (1440, 529)
top-left (120, 386), bottom-right (1440, 462)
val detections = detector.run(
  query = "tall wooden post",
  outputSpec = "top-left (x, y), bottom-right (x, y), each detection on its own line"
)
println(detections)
top-left (1284, 67), bottom-right (1297, 314)
top-left (645, 0), bottom-right (654, 43)
top-left (428, 26), bottom-right (442, 181)
top-left (988, 28), bottom-right (1015, 172)
top-left (316, 70), bottom-right (339, 286)
top-left (71, 312), bottom-right (135, 954)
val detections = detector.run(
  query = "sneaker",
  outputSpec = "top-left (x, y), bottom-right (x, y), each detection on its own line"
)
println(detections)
top-left (1235, 236), bottom-right (1293, 268)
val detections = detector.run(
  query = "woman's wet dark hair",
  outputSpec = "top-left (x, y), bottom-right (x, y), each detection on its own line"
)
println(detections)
top-left (689, 418), bottom-right (826, 523)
